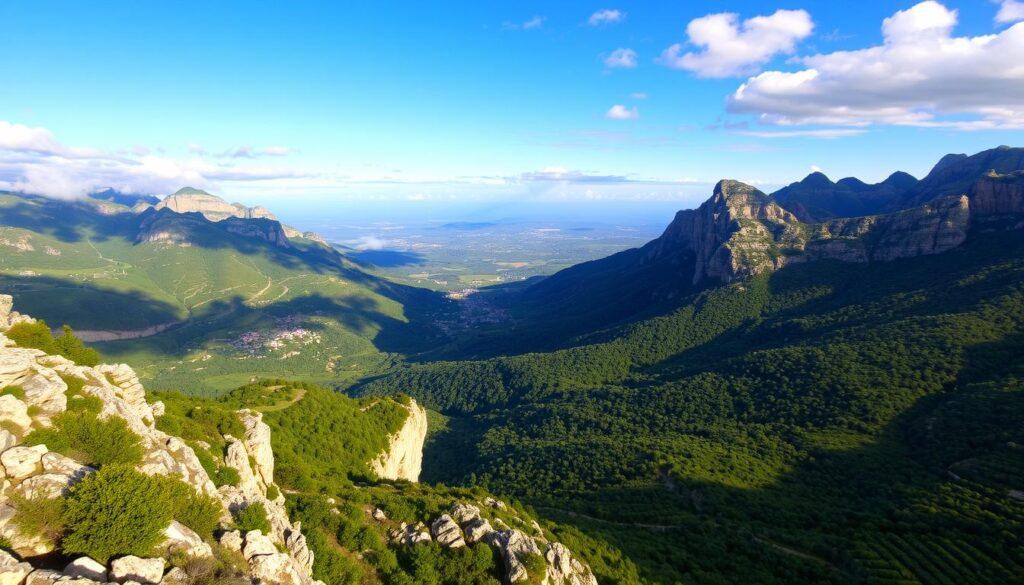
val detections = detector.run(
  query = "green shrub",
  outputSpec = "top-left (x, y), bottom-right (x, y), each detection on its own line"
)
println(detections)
top-left (191, 443), bottom-right (240, 488)
top-left (5, 321), bottom-right (99, 366)
top-left (233, 502), bottom-right (271, 534)
top-left (0, 386), bottom-right (25, 399)
top-left (266, 483), bottom-right (280, 501)
top-left (24, 411), bottom-right (143, 468)
top-left (62, 465), bottom-right (175, 563)
top-left (61, 376), bottom-right (103, 414)
top-left (11, 494), bottom-right (66, 543)
top-left (156, 476), bottom-right (223, 538)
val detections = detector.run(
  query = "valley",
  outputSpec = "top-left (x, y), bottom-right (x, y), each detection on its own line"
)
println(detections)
top-left (1, 147), bottom-right (1023, 584)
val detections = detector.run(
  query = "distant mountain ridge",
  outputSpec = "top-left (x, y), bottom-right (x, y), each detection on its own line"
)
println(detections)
top-left (520, 146), bottom-right (1024, 334)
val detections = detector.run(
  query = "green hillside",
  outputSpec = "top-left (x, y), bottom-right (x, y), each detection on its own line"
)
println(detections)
top-left (359, 230), bottom-right (1024, 584)
top-left (0, 192), bottom-right (447, 395)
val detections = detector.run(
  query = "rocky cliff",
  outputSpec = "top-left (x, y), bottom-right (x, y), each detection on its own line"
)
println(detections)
top-left (154, 188), bottom-right (278, 223)
top-left (645, 170), bottom-right (1024, 285)
top-left (0, 294), bottom-right (321, 585)
top-left (371, 399), bottom-right (427, 482)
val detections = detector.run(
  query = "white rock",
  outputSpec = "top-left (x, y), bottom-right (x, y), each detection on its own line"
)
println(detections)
top-left (0, 350), bottom-right (33, 388)
top-left (14, 473), bottom-right (71, 499)
top-left (20, 369), bottom-right (67, 414)
top-left (371, 399), bottom-right (427, 482)
top-left (545, 542), bottom-right (598, 585)
top-left (249, 552), bottom-right (303, 585)
top-left (161, 521), bottom-right (213, 558)
top-left (431, 514), bottom-right (466, 548)
top-left (242, 530), bottom-right (276, 560)
top-left (0, 396), bottom-right (31, 435)
top-left (218, 530), bottom-right (243, 552)
top-left (0, 295), bottom-right (12, 329)
top-left (0, 431), bottom-right (15, 453)
top-left (64, 556), bottom-right (108, 581)
top-left (1, 444), bottom-right (47, 480)
top-left (41, 452), bottom-right (94, 481)
top-left (161, 567), bottom-right (188, 583)
top-left (372, 508), bottom-right (387, 522)
top-left (486, 530), bottom-right (543, 584)
top-left (463, 518), bottom-right (494, 545)
top-left (150, 401), bottom-right (165, 417)
top-left (450, 502), bottom-right (481, 524)
top-left (239, 410), bottom-right (274, 488)
top-left (0, 503), bottom-right (55, 557)
top-left (0, 549), bottom-right (33, 585)
top-left (109, 556), bottom-right (165, 584)
top-left (25, 569), bottom-right (66, 585)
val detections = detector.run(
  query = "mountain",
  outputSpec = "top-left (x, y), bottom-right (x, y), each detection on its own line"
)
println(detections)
top-left (772, 170), bottom-right (918, 221)
top-left (0, 189), bottom-right (446, 395)
top-left (88, 188), bottom-right (160, 209)
top-left (153, 187), bottom-right (277, 222)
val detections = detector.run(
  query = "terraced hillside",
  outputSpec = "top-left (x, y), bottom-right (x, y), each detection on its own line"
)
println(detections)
top-left (0, 191), bottom-right (447, 395)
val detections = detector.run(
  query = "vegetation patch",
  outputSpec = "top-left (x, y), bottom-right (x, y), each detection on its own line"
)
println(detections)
top-left (24, 411), bottom-right (143, 468)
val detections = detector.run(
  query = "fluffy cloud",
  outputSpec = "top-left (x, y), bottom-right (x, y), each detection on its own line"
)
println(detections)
top-left (0, 121), bottom-right (308, 199)
top-left (659, 9), bottom-right (813, 78)
top-left (604, 48), bottom-right (638, 68)
top-left (995, 0), bottom-right (1024, 24)
top-left (589, 9), bottom-right (624, 26)
top-left (728, 1), bottom-right (1024, 129)
top-left (605, 104), bottom-right (639, 120)
top-left (738, 128), bottom-right (866, 139)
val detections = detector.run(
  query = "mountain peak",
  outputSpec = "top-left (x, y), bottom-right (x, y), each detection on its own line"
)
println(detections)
top-left (170, 186), bottom-right (216, 198)
top-left (800, 171), bottom-right (834, 188)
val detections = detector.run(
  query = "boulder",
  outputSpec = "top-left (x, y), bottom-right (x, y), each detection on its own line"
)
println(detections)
top-left (41, 452), bottom-right (94, 482)
top-left (392, 523), bottom-right (431, 546)
top-left (218, 530), bottom-right (243, 553)
top-left (109, 556), bottom-right (165, 584)
top-left (0, 350), bottom-right (33, 388)
top-left (150, 401), bottom-right (165, 417)
top-left (20, 369), bottom-right (67, 414)
top-left (545, 542), bottom-right (598, 585)
top-left (1, 444), bottom-right (47, 480)
top-left (0, 549), bottom-right (33, 585)
top-left (160, 521), bottom-right (213, 558)
top-left (25, 569), bottom-right (66, 585)
top-left (450, 503), bottom-right (481, 524)
top-left (224, 439), bottom-right (260, 499)
top-left (0, 431), bottom-right (15, 453)
top-left (463, 518), bottom-right (494, 545)
top-left (242, 531), bottom-right (276, 560)
top-left (64, 556), bottom-right (108, 581)
top-left (486, 530), bottom-right (543, 584)
top-left (0, 396), bottom-right (31, 435)
top-left (430, 515), bottom-right (466, 549)
top-left (239, 410), bottom-right (273, 487)
top-left (0, 503), bottom-right (55, 557)
top-left (14, 473), bottom-right (71, 499)
top-left (162, 567), bottom-right (189, 583)
top-left (249, 552), bottom-right (303, 585)
top-left (372, 508), bottom-right (387, 522)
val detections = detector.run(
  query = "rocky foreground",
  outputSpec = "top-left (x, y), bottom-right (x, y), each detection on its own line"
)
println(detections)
top-left (0, 294), bottom-right (598, 585)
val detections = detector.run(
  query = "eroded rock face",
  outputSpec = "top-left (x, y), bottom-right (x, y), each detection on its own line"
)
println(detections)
top-left (0, 294), bottom-right (323, 585)
top-left (545, 542), bottom-right (598, 585)
top-left (486, 530), bottom-right (543, 584)
top-left (371, 399), bottom-right (427, 482)
top-left (0, 549), bottom-right (33, 585)
top-left (430, 514), bottom-right (466, 549)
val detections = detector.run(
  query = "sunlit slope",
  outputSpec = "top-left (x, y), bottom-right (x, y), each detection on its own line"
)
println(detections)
top-left (0, 192), bottom-right (446, 394)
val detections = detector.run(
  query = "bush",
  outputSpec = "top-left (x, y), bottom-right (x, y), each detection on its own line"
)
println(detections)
top-left (266, 483), bottom-right (280, 501)
top-left (0, 386), bottom-right (25, 399)
top-left (11, 494), bottom-right (66, 543)
top-left (233, 502), bottom-right (271, 534)
top-left (62, 465), bottom-right (223, 563)
top-left (6, 321), bottom-right (100, 366)
top-left (24, 412), bottom-right (143, 468)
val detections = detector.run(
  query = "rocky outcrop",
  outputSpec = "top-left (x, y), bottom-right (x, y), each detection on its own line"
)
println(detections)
top-left (154, 188), bottom-right (278, 223)
top-left (645, 169), bottom-right (1024, 285)
top-left (0, 294), bottom-right (322, 585)
top-left (390, 500), bottom-right (598, 585)
top-left (371, 399), bottom-right (427, 482)
top-left (220, 217), bottom-right (293, 248)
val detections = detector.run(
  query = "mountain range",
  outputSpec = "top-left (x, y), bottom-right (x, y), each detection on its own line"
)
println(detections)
top-left (0, 146), bottom-right (1023, 584)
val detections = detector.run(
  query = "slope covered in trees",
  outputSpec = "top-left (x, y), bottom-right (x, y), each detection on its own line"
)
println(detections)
top-left (359, 229), bottom-right (1024, 583)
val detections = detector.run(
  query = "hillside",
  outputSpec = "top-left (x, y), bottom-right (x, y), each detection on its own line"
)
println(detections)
top-left (0, 297), bottom-right (600, 585)
top-left (0, 190), bottom-right (449, 395)
top-left (356, 148), bottom-right (1024, 583)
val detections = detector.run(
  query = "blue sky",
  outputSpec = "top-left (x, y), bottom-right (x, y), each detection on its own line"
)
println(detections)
top-left (2, 0), bottom-right (1024, 208)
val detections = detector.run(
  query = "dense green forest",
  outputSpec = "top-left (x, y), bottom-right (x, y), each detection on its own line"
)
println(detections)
top-left (358, 230), bottom-right (1024, 584)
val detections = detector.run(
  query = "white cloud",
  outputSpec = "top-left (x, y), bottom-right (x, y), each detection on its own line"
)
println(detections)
top-left (737, 128), bottom-right (866, 139)
top-left (187, 143), bottom-right (206, 154)
top-left (630, 92), bottom-right (648, 100)
top-left (996, 0), bottom-right (1024, 24)
top-left (810, 165), bottom-right (822, 173)
top-left (589, 9), bottom-right (624, 26)
top-left (604, 48), bottom-right (638, 68)
top-left (728, 1), bottom-right (1024, 129)
top-left (355, 235), bottom-right (389, 250)
top-left (605, 104), bottom-right (639, 120)
top-left (0, 120), bottom-right (309, 199)
top-left (659, 9), bottom-right (813, 78)
top-left (219, 145), bottom-right (294, 158)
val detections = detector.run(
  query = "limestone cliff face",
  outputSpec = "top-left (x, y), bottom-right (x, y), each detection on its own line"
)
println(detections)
top-left (371, 399), bottom-right (427, 482)
top-left (154, 188), bottom-right (278, 222)
top-left (648, 173), bottom-right (1022, 285)
top-left (220, 217), bottom-right (293, 248)
top-left (0, 294), bottom-right (321, 585)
